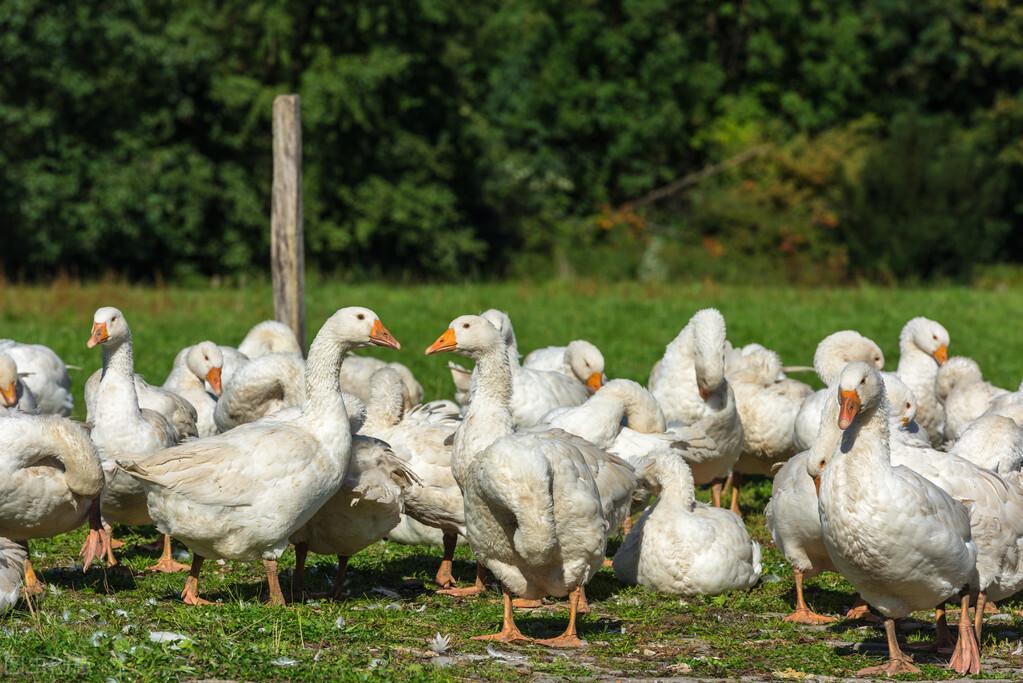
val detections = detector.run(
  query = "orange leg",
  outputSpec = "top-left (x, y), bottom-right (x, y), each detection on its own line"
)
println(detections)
top-left (783, 569), bottom-right (836, 625)
top-left (729, 472), bottom-right (742, 516)
top-left (535, 586), bottom-right (587, 648)
top-left (80, 501), bottom-right (117, 569)
top-left (711, 480), bottom-right (723, 508)
top-left (434, 532), bottom-right (457, 589)
top-left (263, 559), bottom-right (286, 606)
top-left (21, 541), bottom-right (44, 597)
top-left (147, 534), bottom-right (190, 573)
top-left (472, 586), bottom-right (533, 644)
top-left (948, 592), bottom-right (981, 675)
top-left (331, 555), bottom-right (349, 600)
top-left (856, 617), bottom-right (920, 676)
top-left (845, 595), bottom-right (881, 623)
top-left (181, 554), bottom-right (211, 606)
top-left (438, 562), bottom-right (486, 597)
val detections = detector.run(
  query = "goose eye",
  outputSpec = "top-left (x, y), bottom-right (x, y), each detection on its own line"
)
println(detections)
top-left (860, 378), bottom-right (865, 385)
top-left (356, 313), bottom-right (365, 320)
top-left (905, 402), bottom-right (911, 410)
top-left (462, 323), bottom-right (470, 329)
top-left (932, 334), bottom-right (937, 340)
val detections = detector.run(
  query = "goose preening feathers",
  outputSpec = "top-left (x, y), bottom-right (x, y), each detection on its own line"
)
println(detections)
top-left (0, 340), bottom-right (73, 416)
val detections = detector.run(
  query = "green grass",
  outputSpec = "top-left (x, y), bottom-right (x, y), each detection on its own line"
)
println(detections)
top-left (2, 280), bottom-right (1023, 681)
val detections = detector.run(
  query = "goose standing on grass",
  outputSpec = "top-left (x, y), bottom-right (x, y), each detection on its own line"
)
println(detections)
top-left (0, 539), bottom-right (26, 612)
top-left (290, 435), bottom-right (418, 599)
top-left (937, 357), bottom-right (1008, 442)
top-left (816, 362), bottom-right (980, 676)
top-left (119, 307), bottom-right (400, 606)
top-left (613, 452), bottom-right (761, 595)
top-left (424, 314), bottom-right (635, 647)
top-left (649, 309), bottom-right (744, 508)
top-left (896, 317), bottom-right (949, 447)
top-left (524, 340), bottom-right (606, 393)
top-left (86, 307), bottom-right (189, 572)
top-left (0, 414), bottom-right (106, 591)
top-left (793, 331), bottom-right (885, 452)
top-left (163, 342), bottom-right (223, 437)
top-left (0, 353), bottom-right (37, 414)
top-left (475, 310), bottom-right (589, 427)
top-left (727, 346), bottom-right (812, 510)
top-left (0, 340), bottom-right (73, 416)
top-left (357, 368), bottom-right (466, 590)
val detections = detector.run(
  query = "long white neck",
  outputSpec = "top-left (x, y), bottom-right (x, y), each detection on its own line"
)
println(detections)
top-left (301, 334), bottom-right (352, 448)
top-left (837, 395), bottom-right (890, 467)
top-left (603, 381), bottom-right (665, 433)
top-left (454, 345), bottom-right (514, 479)
top-left (95, 334), bottom-right (142, 421)
top-left (650, 453), bottom-right (697, 508)
top-left (362, 379), bottom-right (404, 434)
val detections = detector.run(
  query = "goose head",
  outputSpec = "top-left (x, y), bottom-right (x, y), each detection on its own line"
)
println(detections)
top-left (691, 308), bottom-right (727, 401)
top-left (881, 372), bottom-right (917, 429)
top-left (935, 356), bottom-right (982, 402)
top-left (237, 320), bottom-right (302, 358)
top-left (186, 341), bottom-right (225, 396)
top-left (0, 353), bottom-right (18, 407)
top-left (566, 340), bottom-right (605, 392)
top-left (836, 361), bottom-right (885, 430)
top-left (900, 317), bottom-right (949, 366)
top-left (814, 330), bottom-right (884, 386)
top-left (319, 307), bottom-right (400, 351)
top-left (426, 315), bottom-right (503, 360)
top-left (87, 306), bottom-right (130, 349)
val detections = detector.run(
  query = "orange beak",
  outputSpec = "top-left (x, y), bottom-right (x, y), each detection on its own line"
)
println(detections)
top-left (425, 328), bottom-right (457, 355)
top-left (698, 385), bottom-right (711, 401)
top-left (369, 319), bottom-right (401, 350)
top-left (813, 474), bottom-right (822, 497)
top-left (206, 366), bottom-right (223, 396)
top-left (87, 322), bottom-right (109, 348)
top-left (933, 344), bottom-right (948, 365)
top-left (900, 416), bottom-right (910, 428)
top-left (838, 389), bottom-right (861, 430)
top-left (0, 382), bottom-right (16, 407)
top-left (586, 372), bottom-right (603, 393)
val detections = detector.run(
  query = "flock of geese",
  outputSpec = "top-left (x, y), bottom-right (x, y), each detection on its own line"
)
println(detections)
top-left (1, 305), bottom-right (1022, 675)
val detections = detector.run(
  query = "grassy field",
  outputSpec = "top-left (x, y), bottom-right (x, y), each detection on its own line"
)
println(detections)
top-left (2, 280), bottom-right (1023, 681)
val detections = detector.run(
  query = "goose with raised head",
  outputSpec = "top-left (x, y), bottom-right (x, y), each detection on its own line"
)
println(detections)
top-left (0, 340), bottom-right (72, 416)
top-left (86, 306), bottom-right (186, 572)
top-left (728, 345), bottom-right (813, 501)
top-left (163, 342), bottom-right (223, 437)
top-left (476, 310), bottom-right (589, 427)
top-left (524, 339), bottom-right (606, 393)
top-left (815, 362), bottom-right (980, 676)
top-left (896, 317), bottom-right (949, 447)
top-left (424, 314), bottom-right (635, 647)
top-left (0, 353), bottom-right (36, 414)
top-left (0, 539), bottom-right (26, 612)
top-left (118, 307), bottom-right (400, 606)
top-left (614, 452), bottom-right (761, 595)
top-left (793, 331), bottom-right (885, 452)
top-left (290, 434), bottom-right (418, 599)
top-left (357, 368), bottom-right (466, 590)
top-left (0, 414), bottom-right (106, 592)
top-left (86, 366), bottom-right (199, 442)
top-left (937, 357), bottom-right (1008, 442)
top-left (648, 309), bottom-right (743, 508)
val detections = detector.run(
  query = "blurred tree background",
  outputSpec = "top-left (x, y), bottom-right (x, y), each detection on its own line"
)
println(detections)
top-left (1, 0), bottom-right (1021, 284)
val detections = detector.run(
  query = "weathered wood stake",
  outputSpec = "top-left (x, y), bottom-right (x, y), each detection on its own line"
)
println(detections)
top-left (271, 94), bottom-right (305, 352)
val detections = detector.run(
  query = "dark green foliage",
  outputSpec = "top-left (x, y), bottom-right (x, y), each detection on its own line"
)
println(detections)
top-left (1, 0), bottom-right (1021, 282)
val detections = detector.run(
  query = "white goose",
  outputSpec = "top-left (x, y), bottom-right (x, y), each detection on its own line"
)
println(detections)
top-left (290, 435), bottom-right (418, 599)
top-left (86, 364), bottom-right (199, 441)
top-left (0, 539), bottom-right (26, 612)
top-left (163, 342), bottom-right (223, 437)
top-left (119, 307), bottom-right (400, 606)
top-left (340, 356), bottom-right (424, 409)
top-left (895, 316), bottom-right (949, 446)
top-left (478, 310), bottom-right (589, 427)
top-left (613, 452), bottom-right (761, 595)
top-left (0, 340), bottom-right (72, 416)
top-left (727, 345), bottom-right (812, 502)
top-left (357, 368), bottom-right (467, 590)
top-left (816, 362), bottom-right (980, 676)
top-left (937, 356), bottom-right (1008, 442)
top-left (424, 314), bottom-right (635, 647)
top-left (213, 351), bottom-right (305, 432)
top-left (948, 414), bottom-right (1023, 474)
top-left (0, 414), bottom-right (106, 589)
top-left (792, 330), bottom-right (885, 452)
top-left (216, 320), bottom-right (301, 390)
top-left (86, 307), bottom-right (185, 572)
top-left (523, 339), bottom-right (606, 392)
top-left (648, 309), bottom-right (743, 507)
top-left (0, 353), bottom-right (36, 414)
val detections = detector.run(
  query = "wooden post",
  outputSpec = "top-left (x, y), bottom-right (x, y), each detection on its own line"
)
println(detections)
top-left (271, 94), bottom-right (305, 352)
